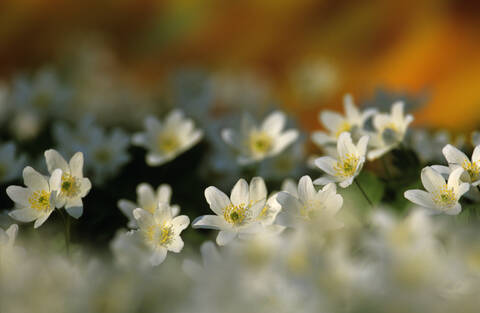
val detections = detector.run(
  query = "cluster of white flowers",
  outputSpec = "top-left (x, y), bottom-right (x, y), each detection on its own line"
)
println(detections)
top-left (4, 82), bottom-right (480, 313)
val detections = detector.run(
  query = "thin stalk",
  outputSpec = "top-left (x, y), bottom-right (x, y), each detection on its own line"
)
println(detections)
top-left (59, 210), bottom-right (71, 257)
top-left (354, 179), bottom-right (374, 208)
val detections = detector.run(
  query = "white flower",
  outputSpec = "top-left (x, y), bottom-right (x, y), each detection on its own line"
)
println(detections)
top-left (312, 94), bottom-right (375, 146)
top-left (118, 183), bottom-right (180, 228)
top-left (404, 166), bottom-right (469, 215)
top-left (438, 144), bottom-right (480, 186)
top-left (44, 149), bottom-right (91, 219)
top-left (314, 132), bottom-right (369, 188)
top-left (192, 177), bottom-right (267, 246)
top-left (133, 110), bottom-right (203, 166)
top-left (132, 203), bottom-right (190, 266)
top-left (0, 224), bottom-right (18, 250)
top-left (276, 175), bottom-right (343, 229)
top-left (0, 142), bottom-right (26, 184)
top-left (182, 241), bottom-right (222, 280)
top-left (53, 117), bottom-right (131, 185)
top-left (368, 101), bottom-right (413, 160)
top-left (221, 111), bottom-right (299, 165)
top-left (7, 166), bottom-right (62, 228)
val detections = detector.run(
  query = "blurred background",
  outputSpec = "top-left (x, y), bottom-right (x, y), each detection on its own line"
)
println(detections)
top-left (0, 0), bottom-right (479, 131)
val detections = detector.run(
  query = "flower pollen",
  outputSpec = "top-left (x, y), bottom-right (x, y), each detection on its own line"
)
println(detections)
top-left (29, 190), bottom-right (52, 212)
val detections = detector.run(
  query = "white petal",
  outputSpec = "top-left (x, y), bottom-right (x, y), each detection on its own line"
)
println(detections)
top-left (137, 183), bottom-right (156, 210)
top-left (118, 199), bottom-right (136, 221)
top-left (314, 156), bottom-right (338, 176)
top-left (337, 132), bottom-right (355, 157)
top-left (69, 152), bottom-right (84, 178)
top-left (298, 175), bottom-right (315, 203)
top-left (34, 212), bottom-right (52, 228)
top-left (421, 167), bottom-right (445, 193)
top-left (165, 109), bottom-right (184, 127)
top-left (230, 178), bottom-right (249, 206)
top-left (167, 236), bottom-right (184, 253)
top-left (44, 149), bottom-right (69, 174)
top-left (171, 215), bottom-right (190, 233)
top-left (276, 191), bottom-right (302, 214)
top-left (343, 94), bottom-right (359, 120)
top-left (157, 184), bottom-right (172, 204)
top-left (339, 177), bottom-right (354, 188)
top-left (356, 135), bottom-right (370, 157)
top-left (320, 111), bottom-right (344, 133)
top-left (445, 203), bottom-right (461, 215)
top-left (65, 198), bottom-right (83, 219)
top-left (221, 129), bottom-right (239, 146)
top-left (145, 115), bottom-right (162, 133)
top-left (146, 153), bottom-right (170, 166)
top-left (216, 230), bottom-right (236, 246)
top-left (204, 186), bottom-right (230, 215)
top-left (367, 146), bottom-right (392, 161)
top-left (271, 130), bottom-right (298, 154)
top-left (249, 177), bottom-right (267, 204)
top-left (79, 178), bottom-right (92, 197)
top-left (49, 169), bottom-right (63, 192)
top-left (311, 131), bottom-right (333, 146)
top-left (456, 182), bottom-right (470, 198)
top-left (9, 208), bottom-right (39, 222)
top-left (150, 247), bottom-right (167, 266)
top-left (313, 176), bottom-right (337, 185)
top-left (133, 208), bottom-right (154, 229)
top-left (6, 186), bottom-right (30, 206)
top-left (23, 166), bottom-right (49, 191)
top-left (442, 144), bottom-right (469, 167)
top-left (448, 167), bottom-right (465, 189)
top-left (404, 190), bottom-right (436, 208)
top-left (192, 215), bottom-right (228, 230)
top-left (261, 111), bottom-right (286, 135)
top-left (472, 146), bottom-right (480, 163)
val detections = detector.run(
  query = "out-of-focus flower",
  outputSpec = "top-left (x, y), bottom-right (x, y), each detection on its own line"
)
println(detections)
top-left (7, 166), bottom-right (62, 228)
top-left (132, 204), bottom-right (190, 266)
top-left (221, 111), bottom-right (299, 165)
top-left (118, 183), bottom-right (180, 228)
top-left (53, 117), bottom-right (130, 185)
top-left (472, 131), bottom-right (480, 147)
top-left (277, 175), bottom-right (343, 229)
top-left (0, 224), bottom-right (18, 250)
top-left (44, 149), bottom-right (91, 219)
top-left (182, 241), bottom-right (222, 280)
top-left (9, 68), bottom-right (70, 118)
top-left (404, 167), bottom-right (469, 215)
top-left (258, 139), bottom-right (306, 181)
top-left (410, 129), bottom-right (453, 163)
top-left (0, 142), bottom-right (26, 184)
top-left (132, 110), bottom-right (203, 166)
top-left (312, 94), bottom-right (375, 147)
top-left (193, 177), bottom-right (267, 246)
top-left (368, 102), bottom-right (414, 160)
top-left (314, 132), bottom-right (369, 188)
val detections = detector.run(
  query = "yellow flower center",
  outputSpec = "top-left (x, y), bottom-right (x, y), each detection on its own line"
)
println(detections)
top-left (335, 121), bottom-right (351, 138)
top-left (433, 184), bottom-right (457, 207)
top-left (248, 131), bottom-right (273, 156)
top-left (28, 190), bottom-right (52, 212)
top-left (61, 173), bottom-right (80, 198)
top-left (157, 133), bottom-right (180, 154)
top-left (224, 203), bottom-right (249, 226)
top-left (144, 223), bottom-right (174, 246)
top-left (463, 160), bottom-right (480, 181)
top-left (334, 154), bottom-right (359, 178)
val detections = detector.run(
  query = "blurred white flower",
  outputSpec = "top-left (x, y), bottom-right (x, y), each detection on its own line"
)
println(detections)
top-left (53, 117), bottom-right (130, 185)
top-left (0, 224), bottom-right (18, 250)
top-left (368, 101), bottom-right (413, 160)
top-left (182, 241), bottom-right (222, 280)
top-left (0, 142), bottom-right (26, 183)
top-left (133, 110), bottom-right (203, 166)
top-left (44, 149), bottom-right (91, 219)
top-left (222, 111), bottom-right (299, 165)
top-left (276, 175), bottom-right (343, 229)
top-left (7, 166), bottom-right (62, 228)
top-left (472, 131), bottom-right (480, 147)
top-left (312, 94), bottom-right (375, 146)
top-left (404, 167), bottom-right (469, 215)
top-left (132, 204), bottom-right (190, 266)
top-left (314, 132), bottom-right (369, 188)
top-left (192, 177), bottom-right (267, 245)
top-left (118, 183), bottom-right (180, 228)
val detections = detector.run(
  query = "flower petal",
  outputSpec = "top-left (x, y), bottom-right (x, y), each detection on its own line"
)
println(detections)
top-left (314, 156), bottom-right (338, 176)
top-left (404, 189), bottom-right (436, 209)
top-left (230, 179), bottom-right (249, 206)
top-left (171, 215), bottom-right (190, 233)
top-left (261, 111), bottom-right (286, 135)
top-left (9, 208), bottom-right (39, 222)
top-left (443, 144), bottom-right (469, 167)
top-left (150, 247), bottom-right (167, 266)
top-left (6, 186), bottom-right (30, 206)
top-left (192, 215), bottom-right (228, 230)
top-left (137, 183), bottom-right (156, 211)
top-left (204, 186), bottom-right (230, 215)
top-left (23, 166), bottom-right (49, 191)
top-left (216, 230), bottom-right (236, 246)
top-left (69, 152), bottom-right (84, 178)
top-left (44, 149), bottom-right (69, 174)
top-left (298, 175), bottom-right (315, 203)
top-left (421, 167), bottom-right (445, 194)
top-left (249, 177), bottom-right (267, 204)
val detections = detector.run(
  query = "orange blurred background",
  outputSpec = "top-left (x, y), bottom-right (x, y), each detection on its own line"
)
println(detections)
top-left (1, 0), bottom-right (479, 132)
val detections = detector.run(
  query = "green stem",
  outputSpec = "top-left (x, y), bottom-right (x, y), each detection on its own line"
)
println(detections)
top-left (59, 210), bottom-right (71, 257)
top-left (354, 179), bottom-right (374, 208)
